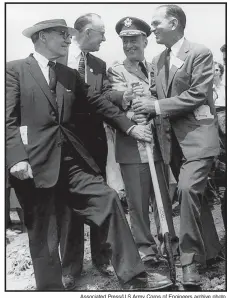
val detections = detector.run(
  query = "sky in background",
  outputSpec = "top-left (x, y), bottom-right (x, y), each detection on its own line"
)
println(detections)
top-left (6, 3), bottom-right (226, 66)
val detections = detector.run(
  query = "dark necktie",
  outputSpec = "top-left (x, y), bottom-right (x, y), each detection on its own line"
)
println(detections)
top-left (48, 61), bottom-right (57, 92)
top-left (78, 52), bottom-right (86, 81)
top-left (165, 48), bottom-right (171, 86)
top-left (139, 61), bottom-right (148, 78)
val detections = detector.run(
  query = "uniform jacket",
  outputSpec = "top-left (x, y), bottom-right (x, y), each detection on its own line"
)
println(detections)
top-left (107, 58), bottom-right (171, 164)
top-left (152, 39), bottom-right (220, 160)
top-left (6, 54), bottom-right (133, 188)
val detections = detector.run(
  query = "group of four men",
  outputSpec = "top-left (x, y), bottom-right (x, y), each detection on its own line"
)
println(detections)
top-left (6, 4), bottom-right (222, 291)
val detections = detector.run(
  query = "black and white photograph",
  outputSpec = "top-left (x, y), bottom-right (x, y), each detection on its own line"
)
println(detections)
top-left (5, 1), bottom-right (226, 292)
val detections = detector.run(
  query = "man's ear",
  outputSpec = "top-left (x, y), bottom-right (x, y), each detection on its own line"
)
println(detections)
top-left (144, 36), bottom-right (148, 48)
top-left (170, 18), bottom-right (179, 31)
top-left (39, 31), bottom-right (47, 43)
top-left (85, 28), bottom-right (91, 38)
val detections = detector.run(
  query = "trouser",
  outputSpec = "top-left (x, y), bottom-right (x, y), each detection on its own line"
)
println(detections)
top-left (60, 207), bottom-right (111, 278)
top-left (178, 157), bottom-right (221, 267)
top-left (60, 169), bottom-right (111, 279)
top-left (12, 157), bottom-right (145, 290)
top-left (120, 161), bottom-right (178, 259)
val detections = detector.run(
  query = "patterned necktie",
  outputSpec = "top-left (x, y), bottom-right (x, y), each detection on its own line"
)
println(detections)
top-left (78, 52), bottom-right (86, 81)
top-left (165, 48), bottom-right (171, 86)
top-left (48, 61), bottom-right (57, 92)
top-left (139, 61), bottom-right (148, 78)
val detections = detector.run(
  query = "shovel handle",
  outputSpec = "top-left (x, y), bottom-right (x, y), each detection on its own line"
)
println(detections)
top-left (145, 143), bottom-right (169, 234)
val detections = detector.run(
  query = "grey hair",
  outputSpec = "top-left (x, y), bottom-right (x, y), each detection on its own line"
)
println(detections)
top-left (74, 13), bottom-right (101, 32)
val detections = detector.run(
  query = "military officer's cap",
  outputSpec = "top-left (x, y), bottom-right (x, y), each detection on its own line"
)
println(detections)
top-left (115, 17), bottom-right (151, 37)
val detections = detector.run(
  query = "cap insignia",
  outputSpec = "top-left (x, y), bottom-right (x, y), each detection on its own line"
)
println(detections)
top-left (124, 18), bottom-right (132, 27)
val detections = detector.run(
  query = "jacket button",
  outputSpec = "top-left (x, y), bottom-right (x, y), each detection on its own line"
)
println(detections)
top-left (57, 141), bottom-right (62, 147)
top-left (166, 128), bottom-right (171, 132)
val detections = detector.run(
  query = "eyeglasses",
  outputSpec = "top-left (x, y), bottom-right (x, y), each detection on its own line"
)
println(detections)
top-left (46, 29), bottom-right (72, 40)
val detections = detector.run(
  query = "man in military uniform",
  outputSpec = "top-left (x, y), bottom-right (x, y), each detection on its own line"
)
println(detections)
top-left (108, 17), bottom-right (178, 267)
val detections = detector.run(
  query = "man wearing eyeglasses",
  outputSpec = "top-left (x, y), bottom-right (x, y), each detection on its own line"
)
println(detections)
top-left (6, 18), bottom-right (173, 291)
top-left (60, 13), bottom-right (127, 288)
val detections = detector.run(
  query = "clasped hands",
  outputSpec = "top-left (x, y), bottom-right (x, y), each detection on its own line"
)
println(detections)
top-left (124, 83), bottom-right (156, 125)
top-left (124, 83), bottom-right (156, 143)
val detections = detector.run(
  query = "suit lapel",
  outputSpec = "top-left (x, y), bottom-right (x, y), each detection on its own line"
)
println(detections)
top-left (124, 59), bottom-right (149, 84)
top-left (166, 39), bottom-right (190, 94)
top-left (26, 55), bottom-right (57, 112)
top-left (86, 54), bottom-right (97, 89)
top-left (166, 64), bottom-right (178, 94)
top-left (56, 82), bottom-right (64, 122)
top-left (156, 51), bottom-right (168, 96)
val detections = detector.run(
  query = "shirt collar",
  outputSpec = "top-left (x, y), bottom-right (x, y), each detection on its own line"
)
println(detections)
top-left (170, 36), bottom-right (185, 56)
top-left (69, 39), bottom-right (83, 59)
top-left (33, 51), bottom-right (56, 67)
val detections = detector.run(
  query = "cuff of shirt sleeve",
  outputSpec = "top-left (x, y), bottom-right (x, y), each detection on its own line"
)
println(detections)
top-left (126, 111), bottom-right (134, 120)
top-left (126, 125), bottom-right (136, 135)
top-left (154, 101), bottom-right (161, 115)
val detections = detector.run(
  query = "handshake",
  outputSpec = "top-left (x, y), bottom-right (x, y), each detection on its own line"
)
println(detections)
top-left (123, 82), bottom-right (157, 143)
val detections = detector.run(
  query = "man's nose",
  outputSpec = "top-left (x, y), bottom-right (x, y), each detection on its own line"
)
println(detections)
top-left (151, 27), bottom-right (156, 33)
top-left (125, 41), bottom-right (133, 47)
top-left (65, 36), bottom-right (72, 44)
top-left (102, 35), bottom-right (106, 42)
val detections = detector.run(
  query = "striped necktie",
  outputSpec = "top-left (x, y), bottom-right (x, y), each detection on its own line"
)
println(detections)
top-left (78, 52), bottom-right (86, 81)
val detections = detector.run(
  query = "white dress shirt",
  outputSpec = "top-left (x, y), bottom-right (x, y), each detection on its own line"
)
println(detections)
top-left (33, 51), bottom-right (55, 84)
top-left (169, 36), bottom-right (185, 69)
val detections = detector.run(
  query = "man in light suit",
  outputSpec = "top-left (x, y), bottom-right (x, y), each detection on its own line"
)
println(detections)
top-left (107, 17), bottom-right (178, 266)
top-left (60, 13), bottom-right (130, 287)
top-left (6, 18), bottom-right (172, 291)
top-left (132, 5), bottom-right (222, 286)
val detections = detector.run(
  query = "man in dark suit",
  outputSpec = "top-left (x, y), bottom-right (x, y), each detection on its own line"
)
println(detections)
top-left (132, 5), bottom-right (222, 286)
top-left (6, 19), bottom-right (172, 291)
top-left (60, 13), bottom-right (129, 287)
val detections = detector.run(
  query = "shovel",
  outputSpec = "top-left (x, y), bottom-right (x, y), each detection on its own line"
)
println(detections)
top-left (145, 142), bottom-right (176, 284)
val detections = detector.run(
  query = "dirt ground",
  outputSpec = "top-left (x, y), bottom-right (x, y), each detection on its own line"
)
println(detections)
top-left (6, 201), bottom-right (226, 292)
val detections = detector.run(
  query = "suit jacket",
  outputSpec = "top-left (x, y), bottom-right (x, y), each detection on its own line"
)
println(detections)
top-left (107, 59), bottom-right (170, 164)
top-left (73, 53), bottom-right (124, 173)
top-left (6, 54), bottom-right (133, 188)
top-left (152, 39), bottom-right (220, 160)
top-left (60, 52), bottom-right (124, 173)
